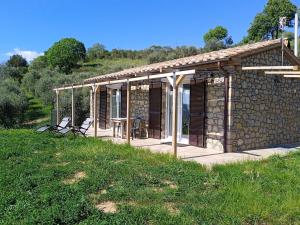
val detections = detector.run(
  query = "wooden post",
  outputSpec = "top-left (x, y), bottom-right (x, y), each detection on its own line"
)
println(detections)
top-left (90, 89), bottom-right (93, 119)
top-left (93, 85), bottom-right (99, 137)
top-left (71, 85), bottom-right (75, 127)
top-left (172, 72), bottom-right (178, 157)
top-left (56, 90), bottom-right (59, 125)
top-left (223, 74), bottom-right (229, 153)
top-left (126, 80), bottom-right (131, 144)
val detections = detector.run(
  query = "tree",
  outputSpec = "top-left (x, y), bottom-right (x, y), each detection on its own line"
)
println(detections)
top-left (0, 78), bottom-right (28, 127)
top-left (87, 43), bottom-right (108, 60)
top-left (46, 38), bottom-right (86, 73)
top-left (203, 26), bottom-right (233, 51)
top-left (29, 55), bottom-right (48, 71)
top-left (6, 55), bottom-right (28, 68)
top-left (246, 0), bottom-right (296, 42)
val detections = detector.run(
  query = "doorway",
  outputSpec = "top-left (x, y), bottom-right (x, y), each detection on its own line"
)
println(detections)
top-left (166, 83), bottom-right (190, 144)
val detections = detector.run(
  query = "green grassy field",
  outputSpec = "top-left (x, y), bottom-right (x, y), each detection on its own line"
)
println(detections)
top-left (1, 129), bottom-right (300, 225)
top-left (23, 96), bottom-right (52, 128)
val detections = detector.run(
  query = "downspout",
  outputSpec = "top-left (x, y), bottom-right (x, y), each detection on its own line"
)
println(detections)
top-left (295, 11), bottom-right (299, 57)
top-left (218, 62), bottom-right (230, 153)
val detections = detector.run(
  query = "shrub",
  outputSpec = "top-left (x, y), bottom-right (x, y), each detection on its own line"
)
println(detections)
top-left (46, 38), bottom-right (86, 73)
top-left (6, 54), bottom-right (28, 68)
top-left (29, 55), bottom-right (48, 71)
top-left (0, 79), bottom-right (28, 127)
top-left (28, 68), bottom-right (90, 124)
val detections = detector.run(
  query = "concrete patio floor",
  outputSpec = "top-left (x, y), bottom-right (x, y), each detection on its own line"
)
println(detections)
top-left (87, 128), bottom-right (300, 168)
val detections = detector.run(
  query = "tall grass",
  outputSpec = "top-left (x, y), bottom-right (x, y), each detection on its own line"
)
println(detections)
top-left (0, 129), bottom-right (300, 224)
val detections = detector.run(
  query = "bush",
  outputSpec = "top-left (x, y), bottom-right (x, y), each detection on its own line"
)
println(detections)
top-left (26, 68), bottom-right (91, 125)
top-left (22, 69), bottom-right (42, 95)
top-left (6, 54), bottom-right (28, 68)
top-left (0, 65), bottom-right (27, 83)
top-left (0, 79), bottom-right (28, 127)
top-left (29, 55), bottom-right (48, 71)
top-left (46, 38), bottom-right (86, 73)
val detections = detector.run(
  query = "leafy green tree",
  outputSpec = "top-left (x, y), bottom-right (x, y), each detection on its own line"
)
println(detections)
top-left (0, 78), bottom-right (28, 127)
top-left (5, 55), bottom-right (28, 82)
top-left (0, 65), bottom-right (27, 83)
top-left (29, 55), bottom-right (48, 71)
top-left (246, 0), bottom-right (296, 42)
top-left (46, 38), bottom-right (86, 73)
top-left (203, 26), bottom-right (233, 51)
top-left (204, 26), bottom-right (228, 43)
top-left (22, 69), bottom-right (43, 95)
top-left (87, 43), bottom-right (108, 60)
top-left (6, 55), bottom-right (28, 68)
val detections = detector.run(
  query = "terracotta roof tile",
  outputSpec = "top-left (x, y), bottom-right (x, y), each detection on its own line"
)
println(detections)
top-left (85, 39), bottom-right (281, 83)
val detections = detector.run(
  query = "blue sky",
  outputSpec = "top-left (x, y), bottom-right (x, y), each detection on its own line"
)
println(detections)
top-left (0, 0), bottom-right (300, 62)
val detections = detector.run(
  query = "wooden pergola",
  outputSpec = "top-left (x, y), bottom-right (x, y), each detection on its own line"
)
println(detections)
top-left (242, 65), bottom-right (300, 77)
top-left (53, 69), bottom-right (195, 157)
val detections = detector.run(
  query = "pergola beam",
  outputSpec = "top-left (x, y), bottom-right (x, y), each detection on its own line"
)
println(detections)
top-left (284, 75), bottom-right (300, 78)
top-left (53, 70), bottom-right (196, 91)
top-left (175, 74), bottom-right (186, 86)
top-left (93, 85), bottom-right (99, 137)
top-left (55, 90), bottom-right (59, 125)
top-left (172, 72), bottom-right (178, 157)
top-left (242, 66), bottom-right (298, 71)
top-left (71, 86), bottom-right (75, 127)
top-left (171, 72), bottom-right (188, 157)
top-left (265, 71), bottom-right (300, 75)
top-left (126, 80), bottom-right (131, 144)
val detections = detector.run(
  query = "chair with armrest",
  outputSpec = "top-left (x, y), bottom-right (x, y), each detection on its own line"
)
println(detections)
top-left (36, 117), bottom-right (71, 133)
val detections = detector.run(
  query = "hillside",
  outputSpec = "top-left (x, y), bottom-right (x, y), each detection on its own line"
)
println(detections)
top-left (75, 58), bottom-right (147, 75)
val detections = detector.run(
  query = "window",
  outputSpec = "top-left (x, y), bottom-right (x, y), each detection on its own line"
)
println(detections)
top-left (111, 89), bottom-right (121, 118)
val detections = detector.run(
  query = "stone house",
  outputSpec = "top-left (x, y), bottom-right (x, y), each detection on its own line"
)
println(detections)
top-left (55, 39), bottom-right (300, 153)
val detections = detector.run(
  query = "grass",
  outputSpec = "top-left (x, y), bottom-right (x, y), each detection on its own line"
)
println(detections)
top-left (1, 129), bottom-right (300, 224)
top-left (23, 96), bottom-right (52, 128)
top-left (75, 58), bottom-right (147, 73)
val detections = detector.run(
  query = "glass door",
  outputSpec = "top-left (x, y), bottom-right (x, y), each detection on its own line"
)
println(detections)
top-left (111, 89), bottom-right (121, 118)
top-left (181, 84), bottom-right (190, 142)
top-left (166, 83), bottom-right (190, 144)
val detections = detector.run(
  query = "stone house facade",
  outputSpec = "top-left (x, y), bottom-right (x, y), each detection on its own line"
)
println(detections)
top-left (86, 39), bottom-right (300, 153)
top-left (228, 48), bottom-right (300, 151)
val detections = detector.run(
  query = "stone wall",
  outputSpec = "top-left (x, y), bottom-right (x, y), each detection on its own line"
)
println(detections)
top-left (130, 83), bottom-right (149, 123)
top-left (192, 72), bottom-right (225, 151)
top-left (206, 77), bottom-right (225, 151)
top-left (94, 74), bottom-right (226, 151)
top-left (228, 48), bottom-right (300, 151)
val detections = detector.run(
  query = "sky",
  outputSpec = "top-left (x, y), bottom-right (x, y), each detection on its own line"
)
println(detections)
top-left (1, 0), bottom-right (300, 62)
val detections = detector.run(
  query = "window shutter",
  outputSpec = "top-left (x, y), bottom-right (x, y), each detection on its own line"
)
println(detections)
top-left (189, 80), bottom-right (206, 147)
top-left (99, 87), bottom-right (107, 129)
top-left (121, 85), bottom-right (127, 118)
top-left (148, 82), bottom-right (162, 139)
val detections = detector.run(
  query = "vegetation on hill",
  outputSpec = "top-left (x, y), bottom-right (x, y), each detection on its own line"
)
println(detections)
top-left (0, 0), bottom-right (298, 128)
top-left (244, 0), bottom-right (297, 42)
top-left (46, 38), bottom-right (86, 74)
top-left (0, 26), bottom-right (234, 127)
top-left (0, 129), bottom-right (300, 224)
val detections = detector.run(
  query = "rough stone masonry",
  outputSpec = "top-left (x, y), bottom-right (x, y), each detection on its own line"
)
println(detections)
top-left (228, 48), bottom-right (300, 152)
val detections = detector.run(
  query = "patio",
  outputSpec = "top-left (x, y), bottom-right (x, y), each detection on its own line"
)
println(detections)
top-left (86, 128), bottom-right (299, 168)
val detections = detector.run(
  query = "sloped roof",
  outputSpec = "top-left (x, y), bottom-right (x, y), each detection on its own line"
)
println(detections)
top-left (85, 39), bottom-right (293, 83)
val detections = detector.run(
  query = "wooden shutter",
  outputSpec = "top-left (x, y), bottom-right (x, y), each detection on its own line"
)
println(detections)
top-left (189, 80), bottom-right (206, 147)
top-left (121, 85), bottom-right (127, 118)
top-left (148, 82), bottom-right (162, 139)
top-left (99, 87), bottom-right (107, 129)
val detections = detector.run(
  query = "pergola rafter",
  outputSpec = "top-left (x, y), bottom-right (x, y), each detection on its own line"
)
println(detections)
top-left (53, 69), bottom-right (196, 155)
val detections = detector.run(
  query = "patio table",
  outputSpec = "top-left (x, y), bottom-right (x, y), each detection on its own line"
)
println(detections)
top-left (111, 118), bottom-right (133, 139)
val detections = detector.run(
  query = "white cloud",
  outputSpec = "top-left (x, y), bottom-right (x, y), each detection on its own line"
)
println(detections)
top-left (6, 48), bottom-right (44, 62)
